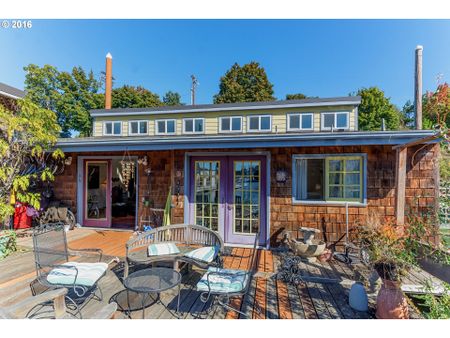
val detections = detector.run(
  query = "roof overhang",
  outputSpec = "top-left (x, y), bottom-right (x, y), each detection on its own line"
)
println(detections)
top-left (55, 130), bottom-right (437, 153)
top-left (90, 97), bottom-right (361, 117)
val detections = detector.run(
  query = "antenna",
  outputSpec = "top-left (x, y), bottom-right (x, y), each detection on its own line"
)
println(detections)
top-left (190, 75), bottom-right (199, 105)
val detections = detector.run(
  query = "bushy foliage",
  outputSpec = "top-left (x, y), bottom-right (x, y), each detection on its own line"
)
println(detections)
top-left (356, 87), bottom-right (402, 131)
top-left (0, 99), bottom-right (63, 224)
top-left (213, 62), bottom-right (275, 104)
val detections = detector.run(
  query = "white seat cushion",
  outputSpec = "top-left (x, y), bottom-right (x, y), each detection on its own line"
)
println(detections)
top-left (147, 242), bottom-right (180, 256)
top-left (197, 267), bottom-right (250, 294)
top-left (184, 246), bottom-right (218, 263)
top-left (47, 262), bottom-right (108, 287)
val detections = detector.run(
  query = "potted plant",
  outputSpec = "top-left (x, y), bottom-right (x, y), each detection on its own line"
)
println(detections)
top-left (358, 213), bottom-right (415, 319)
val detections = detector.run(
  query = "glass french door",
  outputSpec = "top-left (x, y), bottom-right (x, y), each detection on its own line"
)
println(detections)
top-left (190, 155), bottom-right (266, 246)
top-left (83, 160), bottom-right (112, 227)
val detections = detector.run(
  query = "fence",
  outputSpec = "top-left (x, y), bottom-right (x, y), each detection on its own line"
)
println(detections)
top-left (440, 181), bottom-right (450, 228)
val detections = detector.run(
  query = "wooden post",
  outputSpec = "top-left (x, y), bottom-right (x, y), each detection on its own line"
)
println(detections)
top-left (415, 45), bottom-right (423, 130)
top-left (395, 147), bottom-right (407, 225)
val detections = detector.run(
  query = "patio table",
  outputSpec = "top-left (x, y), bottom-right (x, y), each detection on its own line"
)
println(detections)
top-left (123, 267), bottom-right (181, 319)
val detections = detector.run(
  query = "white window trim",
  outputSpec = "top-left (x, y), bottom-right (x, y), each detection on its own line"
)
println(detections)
top-left (320, 111), bottom-right (350, 131)
top-left (219, 116), bottom-right (243, 133)
top-left (291, 153), bottom-right (367, 206)
top-left (128, 120), bottom-right (148, 136)
top-left (182, 117), bottom-right (205, 134)
top-left (103, 121), bottom-right (122, 136)
top-left (287, 113), bottom-right (314, 132)
top-left (247, 115), bottom-right (272, 133)
top-left (155, 119), bottom-right (177, 135)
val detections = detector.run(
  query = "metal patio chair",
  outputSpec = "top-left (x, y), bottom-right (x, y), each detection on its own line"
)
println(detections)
top-left (196, 232), bottom-right (260, 318)
top-left (32, 222), bottom-right (108, 318)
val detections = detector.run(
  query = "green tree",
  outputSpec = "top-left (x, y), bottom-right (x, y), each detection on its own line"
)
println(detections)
top-left (285, 93), bottom-right (307, 100)
top-left (213, 62), bottom-right (275, 103)
top-left (111, 85), bottom-right (162, 109)
top-left (401, 100), bottom-right (415, 129)
top-left (162, 91), bottom-right (183, 106)
top-left (356, 87), bottom-right (402, 131)
top-left (0, 99), bottom-right (63, 225)
top-left (24, 64), bottom-right (103, 137)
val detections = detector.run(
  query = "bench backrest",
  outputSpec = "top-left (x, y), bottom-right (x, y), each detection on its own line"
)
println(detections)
top-left (126, 224), bottom-right (224, 255)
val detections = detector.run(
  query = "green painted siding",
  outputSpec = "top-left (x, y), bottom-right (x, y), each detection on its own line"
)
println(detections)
top-left (93, 105), bottom-right (358, 137)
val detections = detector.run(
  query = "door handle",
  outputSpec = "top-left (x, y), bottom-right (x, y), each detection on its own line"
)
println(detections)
top-left (227, 205), bottom-right (232, 211)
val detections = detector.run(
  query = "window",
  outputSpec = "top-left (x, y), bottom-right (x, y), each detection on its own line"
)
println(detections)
top-left (247, 115), bottom-right (272, 132)
top-left (321, 112), bottom-right (349, 131)
top-left (219, 116), bottom-right (242, 133)
top-left (128, 121), bottom-right (148, 135)
top-left (287, 113), bottom-right (314, 131)
top-left (103, 121), bottom-right (122, 136)
top-left (183, 118), bottom-right (204, 134)
top-left (293, 154), bottom-right (365, 204)
top-left (156, 119), bottom-right (176, 135)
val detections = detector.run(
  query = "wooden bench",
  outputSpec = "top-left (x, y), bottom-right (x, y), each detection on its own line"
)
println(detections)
top-left (125, 224), bottom-right (224, 278)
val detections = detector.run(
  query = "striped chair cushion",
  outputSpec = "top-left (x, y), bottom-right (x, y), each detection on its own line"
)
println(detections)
top-left (184, 246), bottom-right (218, 263)
top-left (47, 262), bottom-right (108, 287)
top-left (147, 242), bottom-right (180, 256)
top-left (197, 267), bottom-right (250, 293)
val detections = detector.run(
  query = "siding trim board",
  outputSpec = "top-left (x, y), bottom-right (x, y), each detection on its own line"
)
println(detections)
top-left (56, 131), bottom-right (437, 153)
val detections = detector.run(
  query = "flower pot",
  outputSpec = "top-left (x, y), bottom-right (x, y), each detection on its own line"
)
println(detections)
top-left (375, 279), bottom-right (409, 319)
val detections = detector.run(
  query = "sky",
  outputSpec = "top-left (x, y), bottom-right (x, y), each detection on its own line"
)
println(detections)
top-left (1, 19), bottom-right (449, 107)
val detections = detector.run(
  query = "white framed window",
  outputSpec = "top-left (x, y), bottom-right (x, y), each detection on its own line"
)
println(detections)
top-left (183, 118), bottom-right (204, 134)
top-left (247, 115), bottom-right (272, 132)
top-left (287, 113), bottom-right (314, 131)
top-left (103, 121), bottom-right (122, 136)
top-left (321, 112), bottom-right (350, 131)
top-left (128, 120), bottom-right (148, 135)
top-left (219, 116), bottom-right (242, 133)
top-left (292, 154), bottom-right (367, 205)
top-left (156, 119), bottom-right (176, 135)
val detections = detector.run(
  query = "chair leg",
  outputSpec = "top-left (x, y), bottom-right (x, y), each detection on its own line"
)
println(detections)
top-left (94, 286), bottom-right (104, 302)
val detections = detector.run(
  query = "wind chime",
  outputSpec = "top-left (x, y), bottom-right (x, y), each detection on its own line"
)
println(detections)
top-left (120, 149), bottom-right (135, 192)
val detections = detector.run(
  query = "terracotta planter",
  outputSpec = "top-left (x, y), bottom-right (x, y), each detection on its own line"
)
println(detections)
top-left (376, 279), bottom-right (409, 319)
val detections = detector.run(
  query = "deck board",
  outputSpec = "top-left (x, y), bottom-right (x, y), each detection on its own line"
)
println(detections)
top-left (2, 228), bottom-right (444, 319)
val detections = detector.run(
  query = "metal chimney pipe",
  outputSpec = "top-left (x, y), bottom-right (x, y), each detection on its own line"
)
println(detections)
top-left (105, 53), bottom-right (113, 109)
top-left (414, 45), bottom-right (423, 130)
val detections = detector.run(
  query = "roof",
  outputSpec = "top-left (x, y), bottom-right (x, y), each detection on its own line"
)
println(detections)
top-left (56, 130), bottom-right (437, 153)
top-left (90, 96), bottom-right (361, 117)
top-left (0, 82), bottom-right (26, 99)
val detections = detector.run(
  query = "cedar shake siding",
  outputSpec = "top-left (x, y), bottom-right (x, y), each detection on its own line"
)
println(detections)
top-left (53, 142), bottom-right (439, 247)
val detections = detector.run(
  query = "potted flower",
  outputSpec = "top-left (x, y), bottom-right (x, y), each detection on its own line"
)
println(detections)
top-left (358, 214), bottom-right (415, 319)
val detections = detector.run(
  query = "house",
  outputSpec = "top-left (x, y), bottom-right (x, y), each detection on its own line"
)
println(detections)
top-left (0, 82), bottom-right (26, 111)
top-left (52, 55), bottom-right (440, 248)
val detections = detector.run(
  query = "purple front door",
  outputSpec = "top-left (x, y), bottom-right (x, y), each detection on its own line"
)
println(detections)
top-left (189, 155), bottom-right (267, 246)
top-left (83, 159), bottom-right (112, 227)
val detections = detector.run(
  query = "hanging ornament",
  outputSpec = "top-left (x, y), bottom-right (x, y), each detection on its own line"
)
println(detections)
top-left (120, 149), bottom-right (135, 191)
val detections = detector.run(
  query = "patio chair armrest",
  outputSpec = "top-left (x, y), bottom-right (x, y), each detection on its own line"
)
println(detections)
top-left (68, 247), bottom-right (103, 262)
top-left (7, 288), bottom-right (68, 319)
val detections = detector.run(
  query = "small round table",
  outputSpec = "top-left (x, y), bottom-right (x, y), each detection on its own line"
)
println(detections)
top-left (123, 267), bottom-right (181, 319)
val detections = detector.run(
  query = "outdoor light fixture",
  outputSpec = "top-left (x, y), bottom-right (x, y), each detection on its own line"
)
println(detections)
top-left (276, 169), bottom-right (288, 183)
top-left (64, 156), bottom-right (72, 166)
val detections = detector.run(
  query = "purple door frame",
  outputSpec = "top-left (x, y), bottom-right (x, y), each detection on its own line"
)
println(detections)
top-left (82, 159), bottom-right (112, 228)
top-left (188, 155), bottom-right (267, 246)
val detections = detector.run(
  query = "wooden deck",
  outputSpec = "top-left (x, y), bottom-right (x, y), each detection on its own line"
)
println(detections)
top-left (0, 228), bottom-right (443, 319)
